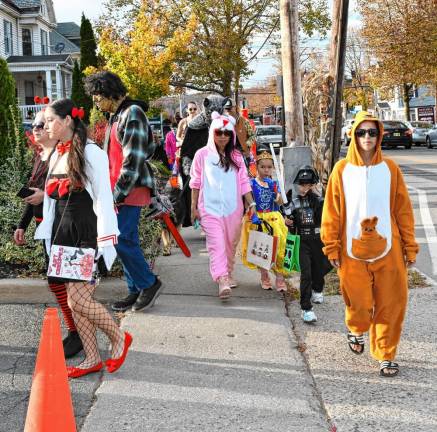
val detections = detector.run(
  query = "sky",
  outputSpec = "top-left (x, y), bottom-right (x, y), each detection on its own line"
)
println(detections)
top-left (51, 0), bottom-right (362, 89)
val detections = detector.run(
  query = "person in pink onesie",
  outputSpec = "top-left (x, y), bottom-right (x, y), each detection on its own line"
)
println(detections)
top-left (190, 112), bottom-right (255, 300)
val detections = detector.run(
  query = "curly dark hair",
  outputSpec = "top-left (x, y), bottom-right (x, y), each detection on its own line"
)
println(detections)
top-left (83, 71), bottom-right (127, 99)
top-left (48, 98), bottom-right (88, 189)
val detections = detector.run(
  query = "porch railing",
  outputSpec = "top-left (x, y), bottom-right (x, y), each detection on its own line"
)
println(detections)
top-left (20, 105), bottom-right (46, 122)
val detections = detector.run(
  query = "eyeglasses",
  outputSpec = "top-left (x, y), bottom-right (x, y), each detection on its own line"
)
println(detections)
top-left (356, 128), bottom-right (378, 138)
top-left (188, 107), bottom-right (197, 112)
top-left (214, 129), bottom-right (232, 137)
top-left (32, 122), bottom-right (45, 130)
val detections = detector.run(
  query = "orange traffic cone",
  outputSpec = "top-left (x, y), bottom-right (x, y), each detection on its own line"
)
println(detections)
top-left (24, 308), bottom-right (76, 432)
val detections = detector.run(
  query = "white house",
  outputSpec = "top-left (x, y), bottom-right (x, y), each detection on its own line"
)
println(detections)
top-left (0, 0), bottom-right (80, 120)
top-left (375, 85), bottom-right (436, 123)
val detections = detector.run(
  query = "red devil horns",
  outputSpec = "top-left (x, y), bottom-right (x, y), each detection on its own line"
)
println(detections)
top-left (33, 96), bottom-right (42, 104)
top-left (71, 107), bottom-right (85, 120)
top-left (42, 96), bottom-right (50, 105)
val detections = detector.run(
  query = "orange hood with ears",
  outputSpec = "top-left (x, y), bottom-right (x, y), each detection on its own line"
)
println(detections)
top-left (346, 111), bottom-right (384, 166)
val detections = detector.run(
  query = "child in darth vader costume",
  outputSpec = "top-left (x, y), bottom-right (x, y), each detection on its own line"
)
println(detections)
top-left (287, 165), bottom-right (332, 324)
top-left (179, 95), bottom-right (226, 226)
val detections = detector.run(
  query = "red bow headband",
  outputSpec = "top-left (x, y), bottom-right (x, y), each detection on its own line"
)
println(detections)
top-left (34, 96), bottom-right (50, 105)
top-left (72, 107), bottom-right (85, 120)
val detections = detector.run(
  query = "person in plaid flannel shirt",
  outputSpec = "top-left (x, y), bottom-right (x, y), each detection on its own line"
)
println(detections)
top-left (85, 71), bottom-right (163, 313)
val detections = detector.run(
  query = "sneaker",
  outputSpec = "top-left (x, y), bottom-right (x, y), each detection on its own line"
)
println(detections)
top-left (132, 278), bottom-right (163, 312)
top-left (218, 276), bottom-right (231, 299)
top-left (63, 331), bottom-right (84, 359)
top-left (228, 275), bottom-right (238, 288)
top-left (111, 293), bottom-right (140, 312)
top-left (260, 269), bottom-right (272, 290)
top-left (275, 275), bottom-right (287, 292)
top-left (302, 310), bottom-right (317, 323)
top-left (311, 292), bottom-right (324, 304)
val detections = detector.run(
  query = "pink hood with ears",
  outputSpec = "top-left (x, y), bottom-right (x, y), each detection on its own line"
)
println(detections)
top-left (206, 111), bottom-right (237, 153)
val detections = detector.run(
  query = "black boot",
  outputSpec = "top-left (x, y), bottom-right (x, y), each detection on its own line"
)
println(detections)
top-left (63, 331), bottom-right (84, 359)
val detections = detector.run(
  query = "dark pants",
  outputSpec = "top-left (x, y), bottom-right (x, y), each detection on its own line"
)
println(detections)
top-left (115, 205), bottom-right (156, 294)
top-left (299, 235), bottom-right (332, 311)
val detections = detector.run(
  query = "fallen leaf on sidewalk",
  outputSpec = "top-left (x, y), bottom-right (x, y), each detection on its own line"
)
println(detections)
top-left (297, 342), bottom-right (307, 352)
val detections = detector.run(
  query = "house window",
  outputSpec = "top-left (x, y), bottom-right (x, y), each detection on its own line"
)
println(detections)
top-left (25, 81), bottom-right (35, 106)
top-left (40, 29), bottom-right (48, 55)
top-left (22, 29), bottom-right (32, 56)
top-left (40, 2), bottom-right (47, 16)
top-left (4, 20), bottom-right (13, 56)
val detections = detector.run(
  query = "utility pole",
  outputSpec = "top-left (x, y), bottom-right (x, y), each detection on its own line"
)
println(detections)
top-left (327, 0), bottom-right (349, 172)
top-left (280, 0), bottom-right (305, 147)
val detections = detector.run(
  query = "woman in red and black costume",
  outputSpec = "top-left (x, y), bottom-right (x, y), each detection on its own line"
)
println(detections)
top-left (14, 109), bottom-right (83, 359)
top-left (35, 98), bottom-right (132, 378)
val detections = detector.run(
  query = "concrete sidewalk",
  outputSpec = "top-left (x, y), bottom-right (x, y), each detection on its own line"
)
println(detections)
top-left (80, 228), bottom-right (437, 431)
top-left (81, 229), bottom-right (331, 431)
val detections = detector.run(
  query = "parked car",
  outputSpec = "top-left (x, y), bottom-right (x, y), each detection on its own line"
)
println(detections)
top-left (255, 125), bottom-right (283, 153)
top-left (404, 121), bottom-right (433, 146)
top-left (381, 120), bottom-right (412, 149)
top-left (341, 119), bottom-right (355, 146)
top-left (425, 124), bottom-right (437, 149)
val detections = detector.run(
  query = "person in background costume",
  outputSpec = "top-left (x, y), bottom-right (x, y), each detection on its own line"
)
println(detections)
top-left (176, 101), bottom-right (198, 146)
top-left (288, 166), bottom-right (331, 323)
top-left (35, 98), bottom-right (132, 378)
top-left (84, 71), bottom-right (163, 313)
top-left (321, 111), bottom-right (418, 377)
top-left (189, 112), bottom-right (254, 300)
top-left (14, 110), bottom-right (83, 358)
top-left (180, 95), bottom-right (226, 227)
top-left (223, 99), bottom-right (256, 160)
top-left (241, 150), bottom-right (289, 292)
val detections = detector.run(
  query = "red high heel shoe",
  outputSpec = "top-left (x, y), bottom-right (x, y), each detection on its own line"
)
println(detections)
top-left (105, 332), bottom-right (133, 373)
top-left (67, 362), bottom-right (103, 378)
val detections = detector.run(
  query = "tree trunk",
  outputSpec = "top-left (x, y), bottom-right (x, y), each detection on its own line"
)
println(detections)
top-left (234, 70), bottom-right (241, 107)
top-left (222, 71), bottom-right (233, 97)
top-left (279, 0), bottom-right (305, 146)
top-left (402, 83), bottom-right (412, 121)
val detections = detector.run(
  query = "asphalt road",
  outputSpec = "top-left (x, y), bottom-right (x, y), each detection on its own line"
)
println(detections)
top-left (375, 146), bottom-right (437, 281)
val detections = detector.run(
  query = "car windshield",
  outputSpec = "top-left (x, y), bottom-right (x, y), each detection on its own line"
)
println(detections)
top-left (256, 127), bottom-right (282, 136)
top-left (383, 121), bottom-right (407, 129)
top-left (412, 122), bottom-right (432, 128)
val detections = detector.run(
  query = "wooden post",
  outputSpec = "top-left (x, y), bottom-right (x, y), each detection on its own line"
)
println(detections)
top-left (280, 0), bottom-right (305, 147)
top-left (328, 0), bottom-right (349, 172)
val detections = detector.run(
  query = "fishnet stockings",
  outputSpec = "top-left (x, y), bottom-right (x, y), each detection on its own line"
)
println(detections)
top-left (67, 282), bottom-right (124, 368)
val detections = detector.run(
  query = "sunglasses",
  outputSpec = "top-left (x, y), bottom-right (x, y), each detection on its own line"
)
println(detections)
top-left (188, 108), bottom-right (197, 112)
top-left (214, 129), bottom-right (232, 137)
top-left (32, 122), bottom-right (45, 130)
top-left (356, 128), bottom-right (378, 138)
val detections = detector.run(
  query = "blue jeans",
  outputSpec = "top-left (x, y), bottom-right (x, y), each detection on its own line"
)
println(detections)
top-left (115, 205), bottom-right (156, 294)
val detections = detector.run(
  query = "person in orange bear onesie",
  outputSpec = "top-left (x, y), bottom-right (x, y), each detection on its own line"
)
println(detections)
top-left (321, 111), bottom-right (419, 378)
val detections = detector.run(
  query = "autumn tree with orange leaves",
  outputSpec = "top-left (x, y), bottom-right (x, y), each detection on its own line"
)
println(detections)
top-left (96, 1), bottom-right (197, 102)
top-left (358, 0), bottom-right (437, 120)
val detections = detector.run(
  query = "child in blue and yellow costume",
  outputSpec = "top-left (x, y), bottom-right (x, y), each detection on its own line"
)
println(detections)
top-left (241, 151), bottom-right (289, 291)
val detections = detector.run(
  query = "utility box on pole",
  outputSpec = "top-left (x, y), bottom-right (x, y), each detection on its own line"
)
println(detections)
top-left (280, 146), bottom-right (312, 197)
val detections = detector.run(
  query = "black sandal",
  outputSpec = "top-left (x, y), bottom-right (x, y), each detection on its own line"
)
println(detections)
top-left (347, 332), bottom-right (365, 355)
top-left (379, 361), bottom-right (399, 377)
